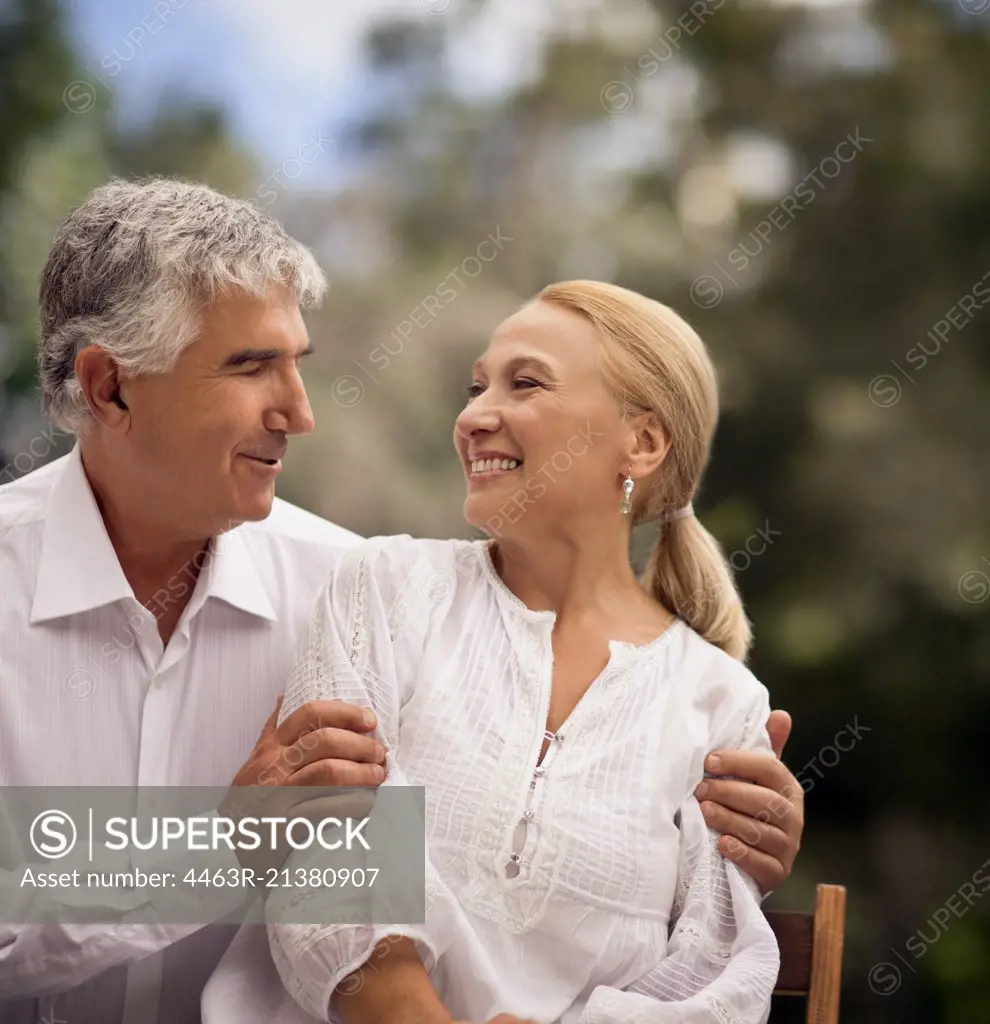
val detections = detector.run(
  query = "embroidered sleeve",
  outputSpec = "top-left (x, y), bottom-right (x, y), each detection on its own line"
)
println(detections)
top-left (579, 688), bottom-right (780, 1024)
top-left (267, 538), bottom-right (469, 1022)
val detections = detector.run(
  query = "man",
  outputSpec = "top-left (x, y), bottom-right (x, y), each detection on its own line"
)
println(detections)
top-left (0, 178), bottom-right (803, 1023)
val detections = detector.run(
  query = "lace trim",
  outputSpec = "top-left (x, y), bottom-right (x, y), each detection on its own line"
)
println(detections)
top-left (738, 696), bottom-right (762, 748)
top-left (386, 593), bottom-right (408, 642)
top-left (349, 557), bottom-right (369, 672)
top-left (476, 539), bottom-right (555, 622)
top-left (282, 592), bottom-right (334, 716)
top-left (673, 871), bottom-right (690, 920)
top-left (708, 994), bottom-right (737, 1023)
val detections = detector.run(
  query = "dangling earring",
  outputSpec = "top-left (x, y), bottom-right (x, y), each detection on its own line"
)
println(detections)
top-left (620, 473), bottom-right (635, 515)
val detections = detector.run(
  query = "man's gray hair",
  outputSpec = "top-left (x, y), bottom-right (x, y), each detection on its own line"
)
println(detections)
top-left (38, 176), bottom-right (327, 434)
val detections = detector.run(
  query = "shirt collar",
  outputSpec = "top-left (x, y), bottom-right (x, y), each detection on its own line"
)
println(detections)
top-left (203, 527), bottom-right (278, 623)
top-left (30, 444), bottom-right (277, 625)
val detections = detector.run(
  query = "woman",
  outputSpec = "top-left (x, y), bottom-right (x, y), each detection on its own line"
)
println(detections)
top-left (212, 280), bottom-right (780, 1023)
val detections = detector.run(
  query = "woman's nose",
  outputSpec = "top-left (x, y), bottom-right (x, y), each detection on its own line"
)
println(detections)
top-left (455, 394), bottom-right (501, 437)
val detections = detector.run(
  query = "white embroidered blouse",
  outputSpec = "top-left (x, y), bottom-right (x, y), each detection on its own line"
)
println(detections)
top-left (259, 534), bottom-right (780, 1023)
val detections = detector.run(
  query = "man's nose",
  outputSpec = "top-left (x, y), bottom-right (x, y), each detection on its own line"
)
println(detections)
top-left (265, 369), bottom-right (316, 436)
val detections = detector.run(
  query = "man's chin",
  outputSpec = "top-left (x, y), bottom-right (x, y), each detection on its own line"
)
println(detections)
top-left (228, 490), bottom-right (276, 527)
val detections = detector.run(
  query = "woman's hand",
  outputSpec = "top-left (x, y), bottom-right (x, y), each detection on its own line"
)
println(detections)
top-left (694, 709), bottom-right (804, 895)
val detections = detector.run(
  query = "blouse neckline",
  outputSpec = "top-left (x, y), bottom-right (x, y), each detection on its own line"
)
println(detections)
top-left (475, 539), bottom-right (684, 654)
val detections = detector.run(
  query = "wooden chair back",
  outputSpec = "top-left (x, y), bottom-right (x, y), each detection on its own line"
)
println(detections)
top-left (766, 883), bottom-right (846, 1023)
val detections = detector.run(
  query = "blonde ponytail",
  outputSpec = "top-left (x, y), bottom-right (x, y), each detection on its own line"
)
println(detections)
top-left (642, 516), bottom-right (752, 662)
top-left (538, 280), bottom-right (752, 662)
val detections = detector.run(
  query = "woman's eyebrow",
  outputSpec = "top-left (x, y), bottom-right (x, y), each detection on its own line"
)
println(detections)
top-left (472, 355), bottom-right (556, 377)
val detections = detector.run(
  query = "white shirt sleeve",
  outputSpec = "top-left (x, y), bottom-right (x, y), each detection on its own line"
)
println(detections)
top-left (0, 919), bottom-right (179, 999)
top-left (0, 829), bottom-right (247, 998)
top-left (267, 538), bottom-right (468, 1023)
top-left (578, 690), bottom-right (780, 1024)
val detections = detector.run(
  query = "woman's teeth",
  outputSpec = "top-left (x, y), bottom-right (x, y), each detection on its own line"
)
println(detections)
top-left (470, 458), bottom-right (521, 475)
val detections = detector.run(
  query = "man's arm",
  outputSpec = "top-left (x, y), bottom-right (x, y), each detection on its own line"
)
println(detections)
top-left (694, 710), bottom-right (804, 895)
top-left (0, 698), bottom-right (385, 999)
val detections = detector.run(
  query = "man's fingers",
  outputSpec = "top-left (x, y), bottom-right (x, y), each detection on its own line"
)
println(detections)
top-left (225, 783), bottom-right (373, 824)
top-left (286, 758), bottom-right (387, 788)
top-left (260, 695), bottom-right (284, 737)
top-left (287, 789), bottom-right (377, 824)
top-left (699, 800), bottom-right (791, 861)
top-left (276, 699), bottom-right (377, 745)
top-left (706, 749), bottom-right (800, 799)
top-left (697, 778), bottom-right (794, 828)
top-left (287, 727), bottom-right (386, 769)
top-left (766, 709), bottom-right (792, 758)
top-left (718, 836), bottom-right (786, 895)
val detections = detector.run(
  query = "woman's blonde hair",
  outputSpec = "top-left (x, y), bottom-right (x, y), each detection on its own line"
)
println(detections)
top-left (537, 280), bottom-right (752, 662)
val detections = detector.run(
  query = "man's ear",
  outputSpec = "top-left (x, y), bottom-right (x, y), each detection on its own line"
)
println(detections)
top-left (625, 411), bottom-right (670, 478)
top-left (75, 345), bottom-right (130, 430)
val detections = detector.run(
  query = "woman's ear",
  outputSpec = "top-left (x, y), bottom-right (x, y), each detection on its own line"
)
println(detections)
top-left (75, 345), bottom-right (131, 430)
top-left (626, 412), bottom-right (670, 477)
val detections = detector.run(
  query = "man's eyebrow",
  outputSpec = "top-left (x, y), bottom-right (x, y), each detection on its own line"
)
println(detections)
top-left (222, 345), bottom-right (314, 367)
top-left (471, 355), bottom-right (555, 376)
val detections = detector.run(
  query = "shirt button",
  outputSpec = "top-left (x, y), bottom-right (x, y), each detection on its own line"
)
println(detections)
top-left (509, 853), bottom-right (521, 863)
top-left (523, 809), bottom-right (535, 821)
top-left (533, 766), bottom-right (546, 778)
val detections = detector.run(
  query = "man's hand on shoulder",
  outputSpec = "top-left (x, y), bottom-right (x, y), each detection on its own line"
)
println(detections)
top-left (695, 709), bottom-right (804, 895)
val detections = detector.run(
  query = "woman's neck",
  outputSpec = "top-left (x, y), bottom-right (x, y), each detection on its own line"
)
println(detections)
top-left (490, 528), bottom-right (653, 623)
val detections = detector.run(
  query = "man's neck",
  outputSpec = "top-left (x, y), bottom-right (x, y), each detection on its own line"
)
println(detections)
top-left (80, 443), bottom-right (211, 641)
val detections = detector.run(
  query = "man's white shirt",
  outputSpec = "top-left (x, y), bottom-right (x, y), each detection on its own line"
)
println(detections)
top-left (0, 445), bottom-right (362, 1024)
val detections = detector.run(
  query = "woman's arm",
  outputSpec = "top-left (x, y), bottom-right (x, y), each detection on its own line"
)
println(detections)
top-left (265, 537), bottom-right (476, 1023)
top-left (334, 946), bottom-right (537, 1024)
top-left (331, 937), bottom-right (454, 1024)
top-left (577, 688), bottom-right (780, 1024)
top-left (697, 708), bottom-right (805, 895)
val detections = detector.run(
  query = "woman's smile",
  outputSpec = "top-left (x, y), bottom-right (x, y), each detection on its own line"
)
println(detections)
top-left (467, 450), bottom-right (524, 480)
